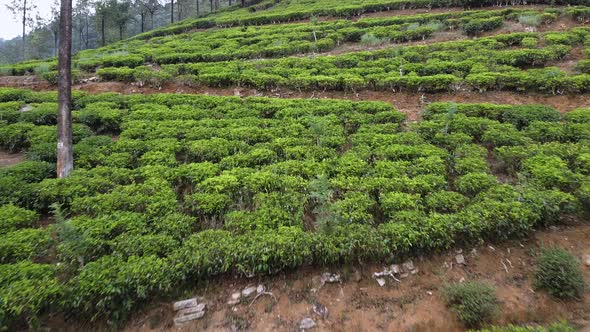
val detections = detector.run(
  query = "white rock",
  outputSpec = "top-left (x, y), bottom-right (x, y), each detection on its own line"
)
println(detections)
top-left (177, 303), bottom-right (205, 316)
top-left (257, 284), bottom-right (266, 294)
top-left (399, 272), bottom-right (409, 279)
top-left (376, 278), bottom-right (386, 287)
top-left (313, 302), bottom-right (328, 319)
top-left (455, 254), bottom-right (466, 265)
top-left (19, 105), bottom-right (33, 113)
top-left (242, 286), bottom-right (257, 298)
top-left (402, 260), bottom-right (415, 272)
top-left (322, 272), bottom-right (341, 283)
top-left (228, 291), bottom-right (241, 305)
top-left (173, 298), bottom-right (198, 311)
top-left (173, 311), bottom-right (204, 326)
top-left (390, 264), bottom-right (401, 274)
top-left (584, 254), bottom-right (590, 267)
top-left (300, 317), bottom-right (316, 330)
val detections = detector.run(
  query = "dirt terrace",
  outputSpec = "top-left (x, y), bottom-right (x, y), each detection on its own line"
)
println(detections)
top-left (114, 221), bottom-right (590, 332)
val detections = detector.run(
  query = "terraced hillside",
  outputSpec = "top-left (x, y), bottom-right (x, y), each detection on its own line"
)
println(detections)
top-left (0, 0), bottom-right (589, 331)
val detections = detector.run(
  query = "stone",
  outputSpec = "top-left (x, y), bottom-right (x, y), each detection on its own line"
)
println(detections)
top-left (410, 268), bottom-right (419, 275)
top-left (177, 303), bottom-right (205, 316)
top-left (402, 260), bottom-right (415, 272)
top-left (399, 272), bottom-right (409, 279)
top-left (300, 317), bottom-right (316, 330)
top-left (257, 284), bottom-right (266, 294)
top-left (390, 264), bottom-right (401, 275)
top-left (584, 254), bottom-right (590, 267)
top-left (322, 272), bottom-right (341, 283)
top-left (19, 105), bottom-right (33, 113)
top-left (353, 269), bottom-right (362, 283)
top-left (242, 286), bottom-right (257, 298)
top-left (173, 311), bottom-right (205, 326)
top-left (455, 254), bottom-right (466, 265)
top-left (313, 302), bottom-right (329, 319)
top-left (376, 278), bottom-right (386, 287)
top-left (228, 291), bottom-right (241, 305)
top-left (173, 298), bottom-right (198, 311)
top-left (310, 275), bottom-right (326, 292)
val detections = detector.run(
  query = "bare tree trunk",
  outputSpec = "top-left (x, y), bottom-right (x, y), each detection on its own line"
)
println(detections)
top-left (57, 0), bottom-right (73, 178)
top-left (241, 0), bottom-right (245, 7)
top-left (101, 16), bottom-right (105, 46)
top-left (141, 12), bottom-right (145, 32)
top-left (22, 0), bottom-right (27, 60)
top-left (196, 0), bottom-right (199, 15)
top-left (84, 15), bottom-right (89, 49)
top-left (210, 0), bottom-right (213, 12)
top-left (171, 0), bottom-right (174, 23)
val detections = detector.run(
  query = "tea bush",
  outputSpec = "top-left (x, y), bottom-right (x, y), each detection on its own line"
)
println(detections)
top-left (534, 247), bottom-right (586, 299)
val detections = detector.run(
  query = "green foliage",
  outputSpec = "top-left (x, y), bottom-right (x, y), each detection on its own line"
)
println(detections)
top-left (0, 228), bottom-right (52, 263)
top-left (473, 321), bottom-right (574, 332)
top-left (0, 205), bottom-right (38, 235)
top-left (443, 281), bottom-right (499, 328)
top-left (534, 247), bottom-right (586, 299)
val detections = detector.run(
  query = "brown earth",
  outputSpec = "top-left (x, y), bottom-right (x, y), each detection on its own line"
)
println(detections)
top-left (0, 151), bottom-right (25, 168)
top-left (115, 221), bottom-right (590, 332)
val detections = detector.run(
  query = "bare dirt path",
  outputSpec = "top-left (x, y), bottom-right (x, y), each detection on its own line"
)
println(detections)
top-left (0, 151), bottom-right (25, 168)
top-left (115, 221), bottom-right (590, 332)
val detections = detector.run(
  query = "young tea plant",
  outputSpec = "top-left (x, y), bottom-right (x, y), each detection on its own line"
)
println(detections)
top-left (443, 281), bottom-right (499, 328)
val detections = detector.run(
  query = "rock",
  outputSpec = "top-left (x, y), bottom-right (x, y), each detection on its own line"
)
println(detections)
top-left (310, 275), bottom-right (326, 292)
top-left (376, 278), bottom-right (386, 287)
top-left (584, 254), bottom-right (590, 267)
top-left (313, 302), bottom-right (329, 319)
top-left (19, 105), bottom-right (33, 113)
top-left (399, 272), bottom-right (409, 279)
top-left (228, 292), bottom-right (241, 305)
top-left (390, 264), bottom-right (401, 275)
top-left (353, 269), bottom-right (362, 283)
top-left (173, 311), bottom-right (205, 326)
top-left (88, 76), bottom-right (98, 82)
top-left (300, 317), bottom-right (316, 330)
top-left (402, 260), bottom-right (415, 272)
top-left (178, 303), bottom-right (205, 316)
top-left (173, 298), bottom-right (198, 311)
top-left (549, 226), bottom-right (559, 232)
top-left (242, 286), bottom-right (257, 298)
top-left (410, 268), bottom-right (419, 275)
top-left (455, 254), bottom-right (466, 265)
top-left (322, 272), bottom-right (341, 283)
top-left (257, 284), bottom-right (266, 294)
top-left (426, 291), bottom-right (433, 296)
top-left (233, 89), bottom-right (242, 97)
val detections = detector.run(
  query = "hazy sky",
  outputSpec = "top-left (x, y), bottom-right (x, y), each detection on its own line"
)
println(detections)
top-left (0, 0), bottom-right (56, 40)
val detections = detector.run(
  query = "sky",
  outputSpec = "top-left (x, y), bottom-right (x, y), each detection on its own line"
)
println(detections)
top-left (0, 0), bottom-right (56, 40)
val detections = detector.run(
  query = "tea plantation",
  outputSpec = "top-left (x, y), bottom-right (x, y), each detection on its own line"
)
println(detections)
top-left (0, 0), bottom-right (589, 329)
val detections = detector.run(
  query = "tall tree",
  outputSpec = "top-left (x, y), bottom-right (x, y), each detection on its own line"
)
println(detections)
top-left (57, 0), bottom-right (73, 178)
top-left (5, 0), bottom-right (37, 60)
top-left (112, 0), bottom-right (133, 40)
top-left (94, 0), bottom-right (109, 46)
top-left (74, 0), bottom-right (91, 51)
top-left (170, 0), bottom-right (174, 23)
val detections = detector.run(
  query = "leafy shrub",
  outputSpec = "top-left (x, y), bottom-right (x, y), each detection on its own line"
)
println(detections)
top-left (474, 321), bottom-right (574, 332)
top-left (0, 228), bottom-right (52, 263)
top-left (534, 247), bottom-right (586, 299)
top-left (0, 160), bottom-right (55, 183)
top-left (443, 281), bottom-right (499, 328)
top-left (0, 205), bottom-right (38, 234)
top-left (456, 172), bottom-right (497, 197)
top-left (425, 191), bottom-right (469, 213)
top-left (0, 262), bottom-right (61, 329)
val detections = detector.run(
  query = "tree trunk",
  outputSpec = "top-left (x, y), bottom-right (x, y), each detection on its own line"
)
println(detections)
top-left (141, 12), bottom-right (145, 32)
top-left (84, 15), bottom-right (89, 49)
top-left (171, 0), bottom-right (174, 23)
top-left (196, 0), bottom-right (199, 15)
top-left (101, 16), bottom-right (105, 46)
top-left (150, 12), bottom-right (155, 29)
top-left (22, 0), bottom-right (27, 60)
top-left (119, 25), bottom-right (123, 40)
top-left (241, 0), bottom-right (245, 7)
top-left (210, 0), bottom-right (213, 12)
top-left (57, 0), bottom-right (73, 178)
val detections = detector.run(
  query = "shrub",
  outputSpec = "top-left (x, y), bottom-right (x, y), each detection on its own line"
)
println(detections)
top-left (456, 172), bottom-right (497, 197)
top-left (0, 205), bottom-right (38, 235)
top-left (534, 247), bottom-right (586, 299)
top-left (0, 228), bottom-right (52, 263)
top-left (425, 191), bottom-right (469, 213)
top-left (443, 281), bottom-right (499, 328)
top-left (475, 321), bottom-right (574, 332)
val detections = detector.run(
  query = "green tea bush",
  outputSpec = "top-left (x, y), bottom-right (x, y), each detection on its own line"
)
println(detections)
top-left (0, 205), bottom-right (38, 234)
top-left (534, 247), bottom-right (586, 299)
top-left (443, 281), bottom-right (499, 328)
top-left (0, 228), bottom-right (52, 263)
top-left (474, 321), bottom-right (574, 332)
